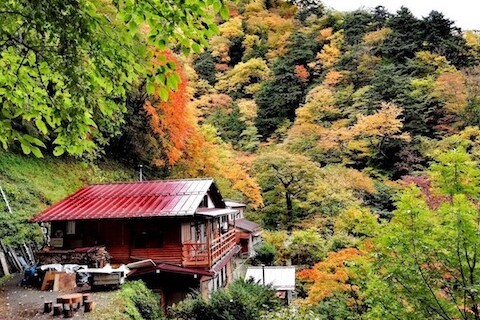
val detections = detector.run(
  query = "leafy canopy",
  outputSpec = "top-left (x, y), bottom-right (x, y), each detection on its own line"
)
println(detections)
top-left (0, 0), bottom-right (229, 157)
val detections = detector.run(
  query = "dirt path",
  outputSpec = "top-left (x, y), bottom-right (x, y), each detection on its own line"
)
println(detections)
top-left (0, 274), bottom-right (117, 319)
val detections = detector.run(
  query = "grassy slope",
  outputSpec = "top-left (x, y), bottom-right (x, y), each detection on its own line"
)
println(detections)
top-left (0, 152), bottom-right (135, 245)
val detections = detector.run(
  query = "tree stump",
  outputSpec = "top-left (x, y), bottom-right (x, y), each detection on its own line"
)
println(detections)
top-left (82, 293), bottom-right (92, 305)
top-left (63, 305), bottom-right (74, 318)
top-left (52, 304), bottom-right (63, 316)
top-left (44, 301), bottom-right (53, 313)
top-left (84, 300), bottom-right (95, 313)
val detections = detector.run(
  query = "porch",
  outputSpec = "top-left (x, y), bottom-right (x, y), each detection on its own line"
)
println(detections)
top-left (182, 229), bottom-right (236, 267)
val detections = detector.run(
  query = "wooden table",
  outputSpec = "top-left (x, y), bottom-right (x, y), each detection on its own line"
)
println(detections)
top-left (57, 293), bottom-right (83, 311)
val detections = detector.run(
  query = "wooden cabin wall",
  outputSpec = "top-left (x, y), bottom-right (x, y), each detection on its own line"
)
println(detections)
top-left (51, 218), bottom-right (185, 265)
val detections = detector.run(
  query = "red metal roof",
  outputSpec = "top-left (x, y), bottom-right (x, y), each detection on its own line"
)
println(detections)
top-left (31, 178), bottom-right (217, 222)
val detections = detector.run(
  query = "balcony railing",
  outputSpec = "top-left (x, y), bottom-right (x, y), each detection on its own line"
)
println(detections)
top-left (182, 229), bottom-right (236, 268)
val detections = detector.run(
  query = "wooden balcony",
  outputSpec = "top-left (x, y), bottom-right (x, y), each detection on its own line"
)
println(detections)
top-left (182, 229), bottom-right (236, 268)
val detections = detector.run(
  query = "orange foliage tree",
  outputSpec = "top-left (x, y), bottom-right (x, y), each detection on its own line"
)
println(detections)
top-left (172, 125), bottom-right (263, 208)
top-left (144, 50), bottom-right (194, 166)
top-left (297, 247), bottom-right (363, 304)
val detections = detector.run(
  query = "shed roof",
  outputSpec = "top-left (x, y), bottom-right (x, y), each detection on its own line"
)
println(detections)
top-left (224, 200), bottom-right (246, 208)
top-left (196, 208), bottom-right (238, 217)
top-left (245, 266), bottom-right (296, 291)
top-left (234, 218), bottom-right (261, 233)
top-left (30, 178), bottom-right (223, 222)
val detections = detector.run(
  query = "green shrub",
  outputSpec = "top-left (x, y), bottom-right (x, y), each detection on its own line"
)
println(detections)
top-left (251, 242), bottom-right (277, 266)
top-left (168, 279), bottom-right (281, 320)
top-left (105, 280), bottom-right (164, 320)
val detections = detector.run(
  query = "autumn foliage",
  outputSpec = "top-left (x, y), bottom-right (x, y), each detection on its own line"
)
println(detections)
top-left (297, 248), bottom-right (363, 304)
top-left (144, 50), bottom-right (194, 166)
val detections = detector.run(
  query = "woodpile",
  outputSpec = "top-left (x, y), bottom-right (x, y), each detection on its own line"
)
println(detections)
top-left (35, 246), bottom-right (111, 267)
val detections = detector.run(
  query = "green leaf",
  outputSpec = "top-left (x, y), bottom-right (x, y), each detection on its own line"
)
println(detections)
top-left (35, 118), bottom-right (48, 134)
top-left (146, 81), bottom-right (155, 95)
top-left (159, 87), bottom-right (169, 101)
top-left (220, 5), bottom-right (229, 20)
top-left (53, 147), bottom-right (65, 157)
top-left (23, 135), bottom-right (46, 147)
top-left (213, 1), bottom-right (222, 12)
top-left (20, 142), bottom-right (31, 155)
top-left (192, 42), bottom-right (201, 53)
top-left (166, 75), bottom-right (178, 90)
top-left (182, 47), bottom-right (190, 56)
top-left (31, 146), bottom-right (44, 158)
top-left (209, 24), bottom-right (219, 34)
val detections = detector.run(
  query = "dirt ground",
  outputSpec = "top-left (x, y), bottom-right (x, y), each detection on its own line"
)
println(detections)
top-left (0, 274), bottom-right (117, 319)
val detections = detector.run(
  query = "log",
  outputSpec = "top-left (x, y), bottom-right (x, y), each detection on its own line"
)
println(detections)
top-left (43, 301), bottom-right (53, 313)
top-left (63, 305), bottom-right (73, 318)
top-left (84, 300), bottom-right (95, 313)
top-left (53, 304), bottom-right (63, 316)
top-left (82, 293), bottom-right (92, 304)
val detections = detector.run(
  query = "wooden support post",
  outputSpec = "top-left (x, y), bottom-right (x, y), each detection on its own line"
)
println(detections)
top-left (206, 219), bottom-right (212, 266)
top-left (84, 300), bottom-right (95, 313)
top-left (82, 293), bottom-right (92, 304)
top-left (63, 305), bottom-right (73, 318)
top-left (52, 304), bottom-right (63, 316)
top-left (43, 301), bottom-right (53, 313)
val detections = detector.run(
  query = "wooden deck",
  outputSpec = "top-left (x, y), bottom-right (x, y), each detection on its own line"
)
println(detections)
top-left (182, 229), bottom-right (236, 267)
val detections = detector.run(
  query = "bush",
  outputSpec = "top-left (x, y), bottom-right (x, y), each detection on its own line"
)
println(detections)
top-left (251, 242), bottom-right (277, 266)
top-left (104, 281), bottom-right (164, 320)
top-left (168, 279), bottom-right (282, 320)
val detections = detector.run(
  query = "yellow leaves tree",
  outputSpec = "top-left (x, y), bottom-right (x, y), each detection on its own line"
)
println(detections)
top-left (433, 71), bottom-right (467, 113)
top-left (287, 83), bottom-right (409, 165)
top-left (362, 27), bottom-right (392, 45)
top-left (242, 34), bottom-right (261, 56)
top-left (335, 207), bottom-right (379, 238)
top-left (348, 103), bottom-right (410, 160)
top-left (414, 51), bottom-right (455, 74)
top-left (210, 36), bottom-right (230, 64)
top-left (237, 99), bottom-right (258, 125)
top-left (244, 6), bottom-right (295, 59)
top-left (301, 165), bottom-right (377, 226)
top-left (190, 93), bottom-right (233, 122)
top-left (352, 103), bottom-right (403, 137)
top-left (316, 30), bottom-right (344, 69)
top-left (219, 16), bottom-right (244, 39)
top-left (215, 58), bottom-right (272, 97)
top-left (294, 85), bottom-right (340, 125)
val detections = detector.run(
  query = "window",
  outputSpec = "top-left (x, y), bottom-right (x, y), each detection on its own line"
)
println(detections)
top-left (132, 222), bottom-right (164, 248)
top-left (66, 221), bottom-right (76, 235)
top-left (190, 221), bottom-right (207, 249)
top-left (199, 195), bottom-right (208, 208)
